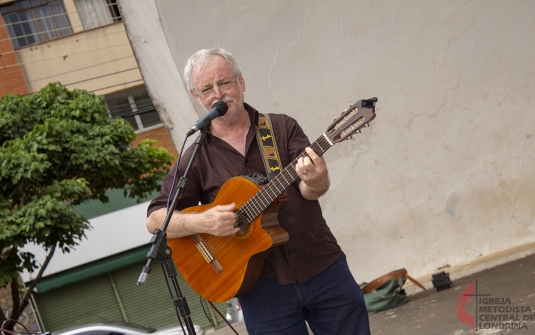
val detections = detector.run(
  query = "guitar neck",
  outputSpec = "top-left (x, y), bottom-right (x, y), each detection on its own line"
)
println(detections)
top-left (237, 133), bottom-right (333, 226)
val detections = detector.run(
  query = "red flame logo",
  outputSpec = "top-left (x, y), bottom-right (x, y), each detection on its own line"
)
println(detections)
top-left (457, 278), bottom-right (475, 332)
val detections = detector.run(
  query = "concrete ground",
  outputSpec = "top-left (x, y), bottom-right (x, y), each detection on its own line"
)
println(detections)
top-left (208, 252), bottom-right (535, 335)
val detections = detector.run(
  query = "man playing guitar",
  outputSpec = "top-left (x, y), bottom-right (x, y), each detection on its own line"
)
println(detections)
top-left (146, 48), bottom-right (371, 335)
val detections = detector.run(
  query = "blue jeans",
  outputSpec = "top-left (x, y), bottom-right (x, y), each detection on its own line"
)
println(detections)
top-left (238, 254), bottom-right (370, 335)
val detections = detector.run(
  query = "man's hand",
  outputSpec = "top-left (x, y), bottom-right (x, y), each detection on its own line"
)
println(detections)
top-left (296, 147), bottom-right (330, 200)
top-left (200, 203), bottom-right (241, 236)
top-left (146, 203), bottom-right (240, 238)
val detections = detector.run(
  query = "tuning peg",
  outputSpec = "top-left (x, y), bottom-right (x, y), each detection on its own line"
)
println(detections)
top-left (349, 135), bottom-right (355, 141)
top-left (365, 123), bottom-right (371, 129)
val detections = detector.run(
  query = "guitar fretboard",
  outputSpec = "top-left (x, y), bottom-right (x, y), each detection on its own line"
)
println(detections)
top-left (236, 133), bottom-right (333, 227)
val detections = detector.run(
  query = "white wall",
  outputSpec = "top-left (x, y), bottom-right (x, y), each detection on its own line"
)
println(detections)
top-left (21, 202), bottom-right (151, 282)
top-left (118, 0), bottom-right (535, 284)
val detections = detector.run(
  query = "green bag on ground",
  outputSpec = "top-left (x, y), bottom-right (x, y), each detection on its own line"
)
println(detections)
top-left (360, 275), bottom-right (409, 314)
top-left (360, 268), bottom-right (427, 314)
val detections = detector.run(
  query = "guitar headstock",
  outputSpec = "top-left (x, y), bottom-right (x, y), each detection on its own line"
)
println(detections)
top-left (326, 97), bottom-right (377, 144)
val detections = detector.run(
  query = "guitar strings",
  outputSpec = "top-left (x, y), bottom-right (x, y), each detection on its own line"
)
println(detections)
top-left (209, 135), bottom-right (332, 256)
top-left (200, 135), bottom-right (333, 257)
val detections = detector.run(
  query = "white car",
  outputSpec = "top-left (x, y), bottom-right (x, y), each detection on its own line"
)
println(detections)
top-left (53, 321), bottom-right (205, 335)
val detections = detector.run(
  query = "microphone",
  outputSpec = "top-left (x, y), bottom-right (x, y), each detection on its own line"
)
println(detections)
top-left (186, 101), bottom-right (228, 136)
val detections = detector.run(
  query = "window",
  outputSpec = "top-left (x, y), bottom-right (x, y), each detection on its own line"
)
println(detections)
top-left (105, 88), bottom-right (162, 132)
top-left (73, 0), bottom-right (121, 30)
top-left (1, 0), bottom-right (73, 49)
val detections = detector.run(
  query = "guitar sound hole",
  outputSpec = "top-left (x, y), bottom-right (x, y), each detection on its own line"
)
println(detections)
top-left (236, 223), bottom-right (250, 236)
top-left (234, 215), bottom-right (252, 237)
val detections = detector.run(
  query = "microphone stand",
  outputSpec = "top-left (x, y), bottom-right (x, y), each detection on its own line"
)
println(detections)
top-left (138, 129), bottom-right (209, 335)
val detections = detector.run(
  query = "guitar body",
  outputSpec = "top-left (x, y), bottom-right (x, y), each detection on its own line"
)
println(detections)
top-left (167, 176), bottom-right (289, 302)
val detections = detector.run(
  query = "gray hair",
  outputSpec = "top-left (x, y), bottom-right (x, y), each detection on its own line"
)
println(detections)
top-left (184, 48), bottom-right (242, 92)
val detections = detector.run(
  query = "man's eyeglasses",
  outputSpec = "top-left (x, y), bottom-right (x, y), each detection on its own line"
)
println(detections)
top-left (195, 77), bottom-right (237, 100)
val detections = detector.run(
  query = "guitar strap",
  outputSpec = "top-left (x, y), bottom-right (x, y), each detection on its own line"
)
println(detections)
top-left (256, 113), bottom-right (282, 181)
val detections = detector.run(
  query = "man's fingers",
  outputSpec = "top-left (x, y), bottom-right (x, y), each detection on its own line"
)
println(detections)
top-left (217, 202), bottom-right (236, 212)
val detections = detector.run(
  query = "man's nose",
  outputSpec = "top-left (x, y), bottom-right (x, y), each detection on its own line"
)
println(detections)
top-left (212, 85), bottom-right (224, 98)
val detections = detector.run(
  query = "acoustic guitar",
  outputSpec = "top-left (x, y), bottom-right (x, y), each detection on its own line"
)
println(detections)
top-left (167, 98), bottom-right (377, 302)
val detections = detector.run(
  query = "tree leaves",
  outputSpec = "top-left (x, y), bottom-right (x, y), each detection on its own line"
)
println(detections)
top-left (0, 82), bottom-right (173, 293)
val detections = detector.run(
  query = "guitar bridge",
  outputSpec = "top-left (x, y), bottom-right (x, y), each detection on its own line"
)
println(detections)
top-left (193, 234), bottom-right (223, 274)
top-left (196, 241), bottom-right (214, 262)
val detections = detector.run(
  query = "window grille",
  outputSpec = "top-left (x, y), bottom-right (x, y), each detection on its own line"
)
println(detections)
top-left (1, 0), bottom-right (121, 49)
top-left (1, 0), bottom-right (73, 49)
top-left (73, 0), bottom-right (121, 30)
top-left (105, 88), bottom-right (162, 132)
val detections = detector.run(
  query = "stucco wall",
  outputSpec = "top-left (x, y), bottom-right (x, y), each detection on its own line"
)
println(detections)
top-left (17, 22), bottom-right (142, 95)
top-left (120, 0), bottom-right (535, 283)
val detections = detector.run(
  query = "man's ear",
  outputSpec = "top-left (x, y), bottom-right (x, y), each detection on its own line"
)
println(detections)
top-left (239, 75), bottom-right (246, 92)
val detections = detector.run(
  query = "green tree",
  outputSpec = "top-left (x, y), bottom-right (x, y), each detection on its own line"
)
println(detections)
top-left (0, 83), bottom-right (173, 330)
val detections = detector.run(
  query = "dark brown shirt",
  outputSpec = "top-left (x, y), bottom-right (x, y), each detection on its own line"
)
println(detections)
top-left (147, 103), bottom-right (342, 285)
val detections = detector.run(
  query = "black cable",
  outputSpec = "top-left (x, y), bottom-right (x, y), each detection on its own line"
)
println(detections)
top-left (199, 296), bottom-right (214, 324)
top-left (166, 135), bottom-right (190, 209)
top-left (89, 79), bottom-right (144, 94)
top-left (0, 320), bottom-right (32, 335)
top-left (1, 42), bottom-right (132, 69)
top-left (159, 261), bottom-right (187, 335)
top-left (25, 56), bottom-right (135, 83)
top-left (62, 68), bottom-right (139, 87)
